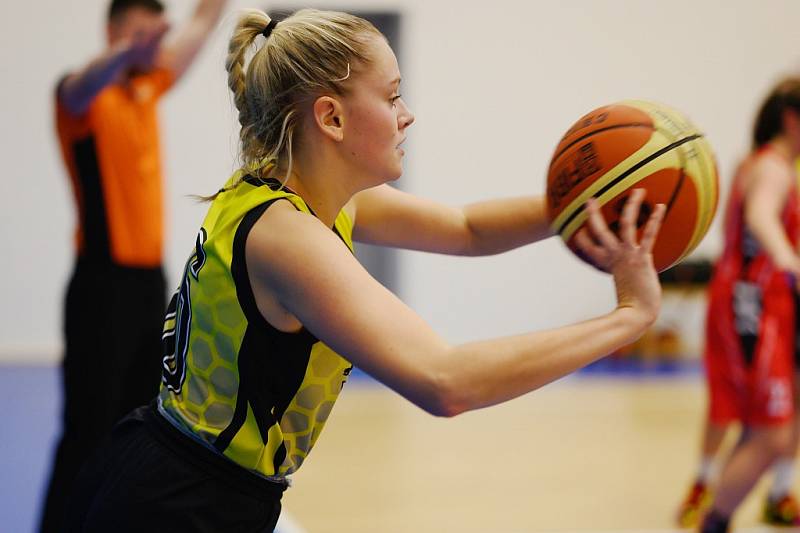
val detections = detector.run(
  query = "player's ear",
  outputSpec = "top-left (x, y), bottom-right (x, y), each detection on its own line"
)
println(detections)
top-left (312, 96), bottom-right (344, 142)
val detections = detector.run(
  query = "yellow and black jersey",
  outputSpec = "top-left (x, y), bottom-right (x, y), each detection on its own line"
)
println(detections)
top-left (158, 174), bottom-right (354, 480)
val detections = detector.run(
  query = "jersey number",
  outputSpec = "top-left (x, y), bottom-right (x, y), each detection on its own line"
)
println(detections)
top-left (162, 228), bottom-right (207, 393)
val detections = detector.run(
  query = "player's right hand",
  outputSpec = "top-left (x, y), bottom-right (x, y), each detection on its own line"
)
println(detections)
top-left (574, 189), bottom-right (665, 328)
top-left (118, 20), bottom-right (171, 70)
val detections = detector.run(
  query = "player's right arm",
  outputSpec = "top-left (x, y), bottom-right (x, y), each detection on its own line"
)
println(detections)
top-left (58, 23), bottom-right (169, 116)
top-left (246, 190), bottom-right (664, 417)
top-left (743, 156), bottom-right (800, 275)
top-left (349, 184), bottom-right (553, 256)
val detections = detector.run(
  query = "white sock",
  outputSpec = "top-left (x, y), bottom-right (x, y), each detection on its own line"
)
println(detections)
top-left (769, 458), bottom-right (796, 501)
top-left (698, 457), bottom-right (718, 484)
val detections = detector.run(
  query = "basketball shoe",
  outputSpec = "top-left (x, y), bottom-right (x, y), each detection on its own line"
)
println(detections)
top-left (676, 480), bottom-right (712, 528)
top-left (763, 493), bottom-right (800, 526)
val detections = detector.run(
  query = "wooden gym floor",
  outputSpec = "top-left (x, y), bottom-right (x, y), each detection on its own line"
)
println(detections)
top-left (281, 374), bottom-right (797, 533)
top-left (5, 366), bottom-right (798, 532)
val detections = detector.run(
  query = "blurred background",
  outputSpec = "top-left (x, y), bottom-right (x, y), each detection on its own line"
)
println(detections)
top-left (3, 0), bottom-right (800, 531)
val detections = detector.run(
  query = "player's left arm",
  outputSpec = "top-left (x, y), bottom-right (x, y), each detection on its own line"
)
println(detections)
top-left (156, 0), bottom-right (228, 82)
top-left (350, 184), bottom-right (554, 256)
top-left (744, 157), bottom-right (800, 275)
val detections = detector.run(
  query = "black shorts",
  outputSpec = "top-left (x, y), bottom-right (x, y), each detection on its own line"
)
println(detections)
top-left (65, 403), bottom-right (286, 532)
top-left (64, 258), bottom-right (167, 429)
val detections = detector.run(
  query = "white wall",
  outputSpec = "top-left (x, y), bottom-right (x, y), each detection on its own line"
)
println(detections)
top-left (2, 0), bottom-right (799, 362)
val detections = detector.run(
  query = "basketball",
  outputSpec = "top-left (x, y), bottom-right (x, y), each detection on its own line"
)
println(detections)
top-left (546, 100), bottom-right (719, 272)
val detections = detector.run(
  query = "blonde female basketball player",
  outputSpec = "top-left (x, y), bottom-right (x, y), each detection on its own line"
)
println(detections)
top-left (699, 79), bottom-right (800, 533)
top-left (66, 8), bottom-right (665, 531)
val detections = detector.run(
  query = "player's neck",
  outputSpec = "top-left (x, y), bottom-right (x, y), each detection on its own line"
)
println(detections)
top-left (282, 157), bottom-right (356, 229)
top-left (110, 68), bottom-right (137, 88)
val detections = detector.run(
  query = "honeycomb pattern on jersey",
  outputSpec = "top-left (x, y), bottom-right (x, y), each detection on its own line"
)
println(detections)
top-left (160, 183), bottom-right (355, 476)
top-left (277, 342), bottom-right (351, 475)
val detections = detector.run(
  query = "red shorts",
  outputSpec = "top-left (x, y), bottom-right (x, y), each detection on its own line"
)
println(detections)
top-left (705, 279), bottom-right (796, 426)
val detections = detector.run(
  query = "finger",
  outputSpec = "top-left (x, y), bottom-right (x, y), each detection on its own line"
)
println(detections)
top-left (574, 227), bottom-right (609, 270)
top-left (619, 188), bottom-right (646, 245)
top-left (584, 198), bottom-right (619, 249)
top-left (639, 203), bottom-right (666, 252)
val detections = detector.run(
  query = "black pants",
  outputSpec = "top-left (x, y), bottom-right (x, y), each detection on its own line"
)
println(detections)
top-left (39, 260), bottom-right (166, 533)
top-left (65, 404), bottom-right (284, 532)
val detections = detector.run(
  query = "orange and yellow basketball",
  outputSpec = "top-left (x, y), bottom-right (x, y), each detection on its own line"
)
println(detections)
top-left (546, 100), bottom-right (719, 272)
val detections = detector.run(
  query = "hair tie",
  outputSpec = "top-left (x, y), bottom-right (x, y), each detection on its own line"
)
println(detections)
top-left (262, 19), bottom-right (278, 39)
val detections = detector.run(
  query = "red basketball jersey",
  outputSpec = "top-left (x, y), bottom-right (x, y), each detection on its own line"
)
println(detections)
top-left (705, 147), bottom-right (800, 425)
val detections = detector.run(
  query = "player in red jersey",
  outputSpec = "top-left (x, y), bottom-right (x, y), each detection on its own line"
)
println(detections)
top-left (700, 78), bottom-right (800, 533)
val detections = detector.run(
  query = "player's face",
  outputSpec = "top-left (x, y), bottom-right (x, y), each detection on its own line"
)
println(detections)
top-left (340, 36), bottom-right (415, 184)
top-left (107, 7), bottom-right (167, 69)
top-left (784, 109), bottom-right (800, 153)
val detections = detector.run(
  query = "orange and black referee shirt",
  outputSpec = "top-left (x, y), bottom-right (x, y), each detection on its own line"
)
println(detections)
top-left (55, 68), bottom-right (174, 267)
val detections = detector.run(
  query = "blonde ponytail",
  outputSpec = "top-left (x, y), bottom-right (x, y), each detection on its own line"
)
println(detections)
top-left (209, 8), bottom-right (382, 199)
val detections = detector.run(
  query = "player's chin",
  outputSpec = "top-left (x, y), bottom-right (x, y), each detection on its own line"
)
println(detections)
top-left (384, 158), bottom-right (404, 182)
top-left (369, 167), bottom-right (402, 187)
top-left (383, 171), bottom-right (402, 184)
top-left (390, 163), bottom-right (405, 182)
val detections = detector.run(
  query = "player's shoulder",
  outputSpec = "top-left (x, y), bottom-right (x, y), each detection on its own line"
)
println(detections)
top-left (246, 197), bottom-right (355, 294)
top-left (747, 150), bottom-right (794, 184)
top-left (249, 198), bottom-right (331, 249)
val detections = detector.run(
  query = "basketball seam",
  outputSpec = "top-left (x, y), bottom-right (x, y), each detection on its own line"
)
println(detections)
top-left (549, 123), bottom-right (655, 168)
top-left (664, 144), bottom-right (688, 214)
top-left (555, 134), bottom-right (703, 235)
